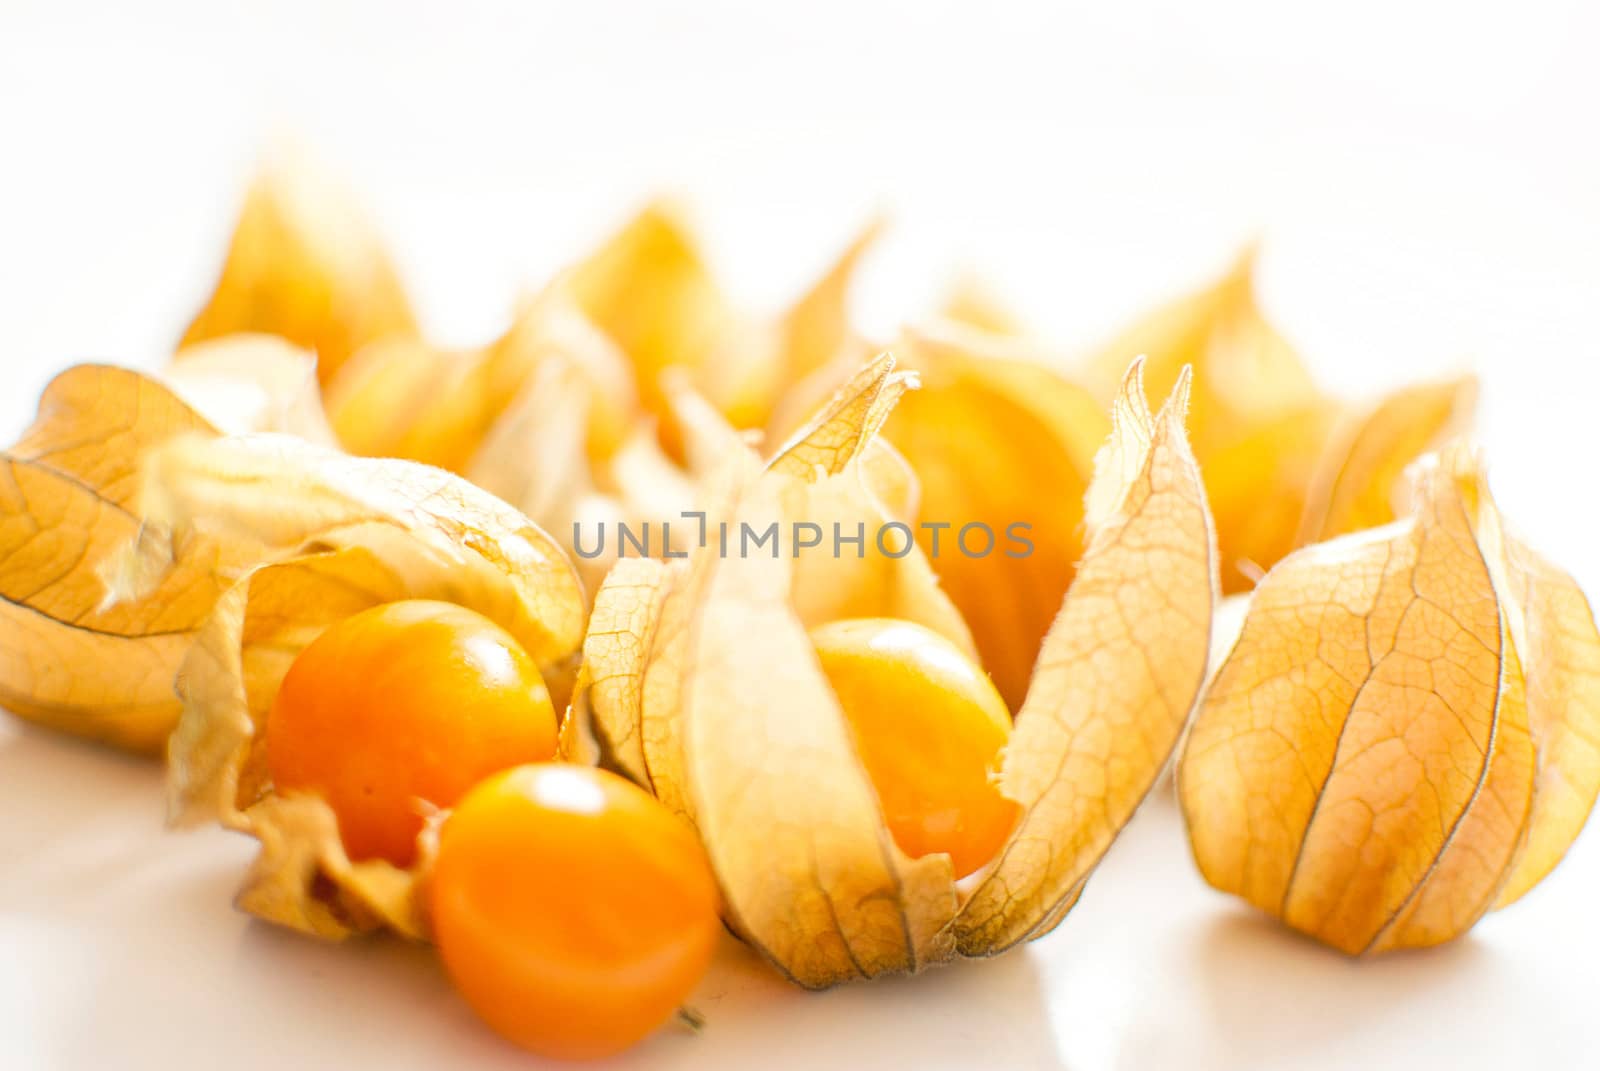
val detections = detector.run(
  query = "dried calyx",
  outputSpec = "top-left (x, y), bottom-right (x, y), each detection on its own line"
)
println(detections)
top-left (579, 354), bottom-right (1218, 986)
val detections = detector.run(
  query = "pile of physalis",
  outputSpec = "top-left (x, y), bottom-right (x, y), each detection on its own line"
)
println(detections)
top-left (2, 152), bottom-right (1597, 1062)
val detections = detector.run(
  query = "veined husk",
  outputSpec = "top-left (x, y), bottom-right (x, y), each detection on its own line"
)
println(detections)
top-left (321, 279), bottom-right (680, 598)
top-left (578, 354), bottom-right (1218, 988)
top-left (179, 167), bottom-right (880, 596)
top-left (180, 149), bottom-right (418, 385)
top-left (0, 366), bottom-right (255, 752)
top-left (763, 321), bottom-right (1113, 711)
top-left (0, 353), bottom-right (343, 755)
top-left (151, 434), bottom-right (587, 939)
top-left (1180, 445), bottom-right (1600, 953)
top-left (323, 203), bottom-right (878, 593)
top-left (1082, 248), bottom-right (1476, 593)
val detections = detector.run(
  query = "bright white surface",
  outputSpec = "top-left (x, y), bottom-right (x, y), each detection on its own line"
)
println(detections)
top-left (2, 2), bottom-right (1599, 1069)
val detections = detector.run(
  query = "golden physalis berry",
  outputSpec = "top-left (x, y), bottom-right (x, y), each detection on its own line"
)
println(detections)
top-left (810, 618), bottom-right (1018, 879)
top-left (265, 599), bottom-right (558, 866)
top-left (431, 764), bottom-right (721, 1061)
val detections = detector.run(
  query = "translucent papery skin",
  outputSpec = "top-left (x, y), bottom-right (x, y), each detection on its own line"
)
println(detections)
top-left (0, 365), bottom-right (257, 753)
top-left (157, 435), bottom-right (586, 940)
top-left (1181, 447), bottom-right (1600, 954)
top-left (1082, 250), bottom-right (1474, 594)
top-left (580, 357), bottom-right (1217, 987)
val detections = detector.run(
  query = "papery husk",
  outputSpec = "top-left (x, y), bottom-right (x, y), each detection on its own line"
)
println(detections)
top-left (568, 200), bottom-right (879, 436)
top-left (321, 279), bottom-right (717, 599)
top-left (179, 150), bottom-right (417, 385)
top-left (465, 365), bottom-right (704, 601)
top-left (0, 365), bottom-right (260, 753)
top-left (162, 335), bottom-right (338, 444)
top-left (1180, 445), bottom-right (1600, 953)
top-left (155, 435), bottom-right (586, 939)
top-left (324, 283), bottom-right (637, 473)
top-left (763, 321), bottom-right (1113, 710)
top-left (1085, 249), bottom-right (1475, 592)
top-left (580, 356), bottom-right (1217, 987)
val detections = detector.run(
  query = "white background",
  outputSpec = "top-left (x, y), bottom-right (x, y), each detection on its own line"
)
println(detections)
top-left (2, 2), bottom-right (1598, 1068)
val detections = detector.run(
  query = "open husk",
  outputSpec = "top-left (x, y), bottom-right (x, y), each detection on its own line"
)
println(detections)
top-left (156, 435), bottom-right (586, 938)
top-left (880, 322), bottom-right (1112, 710)
top-left (579, 355), bottom-right (1218, 987)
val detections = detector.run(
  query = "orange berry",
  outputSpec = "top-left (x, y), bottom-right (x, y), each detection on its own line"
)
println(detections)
top-left (266, 599), bottom-right (557, 866)
top-left (431, 764), bottom-right (721, 1060)
top-left (811, 618), bottom-right (1018, 879)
